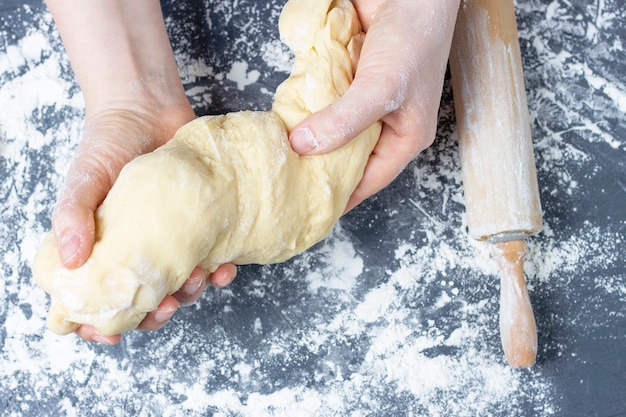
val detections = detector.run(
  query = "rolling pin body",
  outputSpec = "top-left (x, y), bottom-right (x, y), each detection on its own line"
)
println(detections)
top-left (450, 0), bottom-right (542, 241)
top-left (449, 0), bottom-right (542, 367)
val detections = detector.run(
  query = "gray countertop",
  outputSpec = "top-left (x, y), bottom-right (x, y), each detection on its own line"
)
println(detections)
top-left (1, 1), bottom-right (625, 416)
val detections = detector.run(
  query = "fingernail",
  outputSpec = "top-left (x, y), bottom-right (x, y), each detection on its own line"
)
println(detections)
top-left (154, 308), bottom-right (176, 324)
top-left (182, 275), bottom-right (205, 297)
top-left (92, 335), bottom-right (115, 345)
top-left (290, 127), bottom-right (319, 153)
top-left (59, 233), bottom-right (81, 265)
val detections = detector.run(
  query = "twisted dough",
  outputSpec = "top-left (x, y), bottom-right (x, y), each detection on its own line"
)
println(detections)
top-left (33, 0), bottom-right (381, 336)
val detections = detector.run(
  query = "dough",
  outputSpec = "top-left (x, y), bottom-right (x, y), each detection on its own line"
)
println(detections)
top-left (33, 0), bottom-right (381, 336)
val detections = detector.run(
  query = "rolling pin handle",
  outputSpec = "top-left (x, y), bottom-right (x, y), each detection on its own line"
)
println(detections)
top-left (494, 239), bottom-right (538, 368)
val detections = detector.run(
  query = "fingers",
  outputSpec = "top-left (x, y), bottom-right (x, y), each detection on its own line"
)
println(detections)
top-left (289, 79), bottom-right (392, 154)
top-left (74, 296), bottom-right (179, 343)
top-left (351, 0), bottom-right (382, 31)
top-left (136, 296), bottom-right (179, 331)
top-left (173, 267), bottom-right (208, 306)
top-left (289, 1), bottom-right (419, 155)
top-left (208, 263), bottom-right (238, 288)
top-left (51, 129), bottom-right (133, 269)
top-left (75, 325), bottom-right (122, 345)
top-left (51, 158), bottom-right (111, 268)
top-left (136, 264), bottom-right (237, 332)
top-left (76, 264), bottom-right (238, 344)
top-left (173, 264), bottom-right (237, 306)
top-left (52, 202), bottom-right (96, 269)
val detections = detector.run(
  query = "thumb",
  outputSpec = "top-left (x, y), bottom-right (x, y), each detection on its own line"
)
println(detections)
top-left (288, 82), bottom-right (386, 155)
top-left (52, 156), bottom-right (116, 269)
top-left (52, 195), bottom-right (97, 269)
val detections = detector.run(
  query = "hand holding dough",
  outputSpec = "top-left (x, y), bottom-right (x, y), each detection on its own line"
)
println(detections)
top-left (33, 0), bottom-right (382, 336)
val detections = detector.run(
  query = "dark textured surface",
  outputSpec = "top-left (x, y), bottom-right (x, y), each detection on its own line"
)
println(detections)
top-left (1, 1), bottom-right (625, 416)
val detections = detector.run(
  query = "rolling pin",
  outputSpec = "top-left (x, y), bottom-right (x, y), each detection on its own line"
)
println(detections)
top-left (449, 0), bottom-right (543, 367)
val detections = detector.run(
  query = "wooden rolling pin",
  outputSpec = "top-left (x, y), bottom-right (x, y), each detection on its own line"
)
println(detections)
top-left (449, 0), bottom-right (543, 367)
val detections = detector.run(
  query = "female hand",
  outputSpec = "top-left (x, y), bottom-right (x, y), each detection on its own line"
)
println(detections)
top-left (289, 0), bottom-right (461, 211)
top-left (45, 0), bottom-right (237, 344)
top-left (53, 100), bottom-right (237, 345)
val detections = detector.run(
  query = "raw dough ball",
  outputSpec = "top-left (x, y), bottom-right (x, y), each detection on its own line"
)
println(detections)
top-left (33, 0), bottom-right (381, 336)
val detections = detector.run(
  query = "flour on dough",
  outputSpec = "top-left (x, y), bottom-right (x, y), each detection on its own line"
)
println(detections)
top-left (33, 0), bottom-right (381, 336)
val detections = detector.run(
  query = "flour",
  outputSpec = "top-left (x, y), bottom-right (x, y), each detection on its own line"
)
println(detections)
top-left (304, 224), bottom-right (363, 294)
top-left (227, 61), bottom-right (261, 90)
top-left (1, 1), bottom-right (625, 416)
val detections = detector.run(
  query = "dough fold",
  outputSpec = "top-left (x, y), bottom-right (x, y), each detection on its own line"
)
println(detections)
top-left (33, 0), bottom-right (381, 336)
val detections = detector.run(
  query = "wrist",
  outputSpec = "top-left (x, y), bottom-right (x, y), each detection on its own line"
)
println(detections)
top-left (46, 0), bottom-right (187, 111)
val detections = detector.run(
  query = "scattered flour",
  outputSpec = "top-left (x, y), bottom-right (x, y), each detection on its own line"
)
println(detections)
top-left (1, 1), bottom-right (624, 417)
top-left (227, 60), bottom-right (261, 90)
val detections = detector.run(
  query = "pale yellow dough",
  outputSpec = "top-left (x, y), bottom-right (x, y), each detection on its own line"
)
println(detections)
top-left (33, 0), bottom-right (381, 336)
